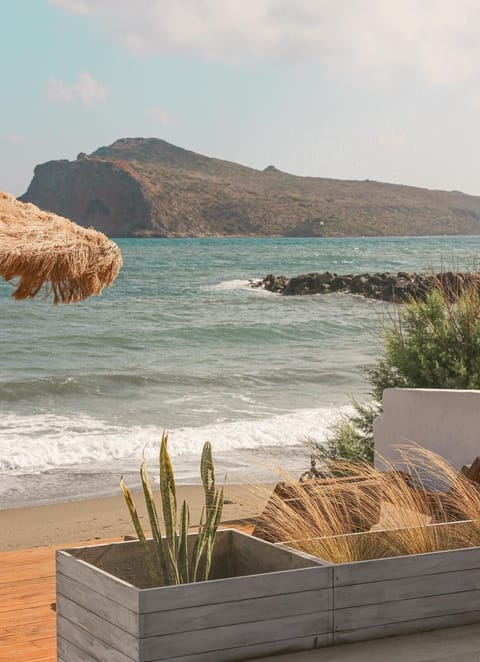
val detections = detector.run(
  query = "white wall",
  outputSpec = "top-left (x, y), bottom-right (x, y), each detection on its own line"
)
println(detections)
top-left (374, 388), bottom-right (480, 471)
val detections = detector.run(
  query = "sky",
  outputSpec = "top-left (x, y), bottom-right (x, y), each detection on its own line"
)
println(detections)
top-left (2, 0), bottom-right (480, 196)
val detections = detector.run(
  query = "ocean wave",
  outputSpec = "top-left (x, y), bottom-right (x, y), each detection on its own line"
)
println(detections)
top-left (0, 406), bottom-right (350, 473)
top-left (0, 363), bottom-right (365, 402)
top-left (206, 279), bottom-right (277, 297)
top-left (0, 374), bottom-right (161, 400)
top-left (206, 279), bottom-right (252, 291)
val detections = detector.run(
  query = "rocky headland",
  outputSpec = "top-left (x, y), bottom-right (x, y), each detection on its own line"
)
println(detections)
top-left (252, 271), bottom-right (478, 302)
top-left (20, 137), bottom-right (480, 238)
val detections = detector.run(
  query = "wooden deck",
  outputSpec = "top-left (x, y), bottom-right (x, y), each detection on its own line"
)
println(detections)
top-left (0, 538), bottom-right (120, 661)
top-left (0, 523), bottom-right (254, 661)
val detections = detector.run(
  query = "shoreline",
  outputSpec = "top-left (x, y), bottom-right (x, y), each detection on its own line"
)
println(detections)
top-left (1, 443), bottom-right (316, 511)
top-left (0, 483), bottom-right (270, 552)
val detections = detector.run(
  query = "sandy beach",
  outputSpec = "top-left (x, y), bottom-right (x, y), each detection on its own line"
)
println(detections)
top-left (0, 483), bottom-right (270, 552)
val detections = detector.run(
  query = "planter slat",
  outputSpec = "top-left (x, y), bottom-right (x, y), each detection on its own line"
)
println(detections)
top-left (56, 549), bottom-right (139, 611)
top-left (277, 521), bottom-right (480, 646)
top-left (57, 594), bottom-right (139, 658)
top-left (140, 564), bottom-right (330, 613)
top-left (141, 612), bottom-right (325, 661)
top-left (57, 636), bottom-right (100, 662)
top-left (57, 615), bottom-right (136, 662)
top-left (335, 566), bottom-right (480, 609)
top-left (145, 634), bottom-right (331, 662)
top-left (334, 545), bottom-right (480, 586)
top-left (141, 588), bottom-right (329, 636)
top-left (334, 588), bottom-right (480, 632)
top-left (57, 571), bottom-right (138, 635)
top-left (229, 529), bottom-right (325, 574)
top-left (334, 609), bottom-right (480, 645)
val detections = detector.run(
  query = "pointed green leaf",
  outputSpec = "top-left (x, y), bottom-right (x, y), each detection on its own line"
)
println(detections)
top-left (178, 500), bottom-right (190, 584)
top-left (192, 505), bottom-right (205, 582)
top-left (201, 441), bottom-right (215, 512)
top-left (160, 431), bottom-right (178, 552)
top-left (140, 454), bottom-right (167, 583)
top-left (202, 486), bottom-right (225, 580)
top-left (165, 543), bottom-right (180, 585)
top-left (120, 477), bottom-right (159, 585)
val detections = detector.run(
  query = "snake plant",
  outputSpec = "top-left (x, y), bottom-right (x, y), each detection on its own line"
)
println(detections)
top-left (120, 431), bottom-right (224, 586)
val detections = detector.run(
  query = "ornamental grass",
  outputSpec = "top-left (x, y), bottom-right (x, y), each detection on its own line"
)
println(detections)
top-left (257, 446), bottom-right (480, 563)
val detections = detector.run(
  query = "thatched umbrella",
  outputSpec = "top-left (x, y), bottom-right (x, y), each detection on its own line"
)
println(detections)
top-left (0, 192), bottom-right (123, 303)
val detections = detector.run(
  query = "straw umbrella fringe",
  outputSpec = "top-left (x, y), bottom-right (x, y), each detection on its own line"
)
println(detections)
top-left (0, 192), bottom-right (123, 303)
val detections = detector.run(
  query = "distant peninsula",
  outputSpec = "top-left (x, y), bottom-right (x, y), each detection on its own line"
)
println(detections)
top-left (20, 137), bottom-right (480, 238)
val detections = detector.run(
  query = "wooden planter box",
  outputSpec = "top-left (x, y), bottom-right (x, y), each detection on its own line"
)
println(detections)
top-left (56, 529), bottom-right (332, 662)
top-left (279, 519), bottom-right (480, 645)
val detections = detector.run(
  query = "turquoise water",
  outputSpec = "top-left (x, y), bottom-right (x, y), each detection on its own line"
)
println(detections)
top-left (1, 236), bottom-right (480, 507)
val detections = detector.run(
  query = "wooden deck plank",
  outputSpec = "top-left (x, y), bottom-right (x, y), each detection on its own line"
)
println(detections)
top-left (0, 525), bottom-right (254, 660)
top-left (0, 651), bottom-right (55, 661)
top-left (0, 536), bottom-right (125, 661)
top-left (1, 617), bottom-right (57, 637)
top-left (0, 605), bottom-right (54, 628)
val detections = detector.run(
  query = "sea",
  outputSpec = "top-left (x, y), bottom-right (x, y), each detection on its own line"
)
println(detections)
top-left (2, 235), bottom-right (480, 509)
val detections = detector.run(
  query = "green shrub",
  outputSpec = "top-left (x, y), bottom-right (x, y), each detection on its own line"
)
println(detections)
top-left (309, 279), bottom-right (480, 471)
top-left (307, 400), bottom-right (378, 473)
top-left (378, 286), bottom-right (480, 389)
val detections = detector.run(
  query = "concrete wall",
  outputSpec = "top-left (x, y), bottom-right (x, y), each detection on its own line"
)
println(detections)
top-left (373, 388), bottom-right (480, 470)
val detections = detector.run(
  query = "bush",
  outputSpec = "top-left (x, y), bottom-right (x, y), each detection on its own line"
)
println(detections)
top-left (307, 400), bottom-right (379, 472)
top-left (377, 286), bottom-right (480, 389)
top-left (310, 278), bottom-right (480, 471)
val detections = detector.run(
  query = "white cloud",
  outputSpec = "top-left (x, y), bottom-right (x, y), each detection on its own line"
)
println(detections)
top-left (45, 73), bottom-right (108, 105)
top-left (4, 134), bottom-right (25, 144)
top-left (49, 0), bottom-right (480, 85)
top-left (146, 106), bottom-right (170, 124)
top-left (49, 0), bottom-right (92, 15)
top-left (376, 131), bottom-right (407, 151)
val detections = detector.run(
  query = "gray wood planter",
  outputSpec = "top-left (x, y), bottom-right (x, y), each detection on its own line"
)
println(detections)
top-left (280, 519), bottom-right (480, 645)
top-left (56, 529), bottom-right (332, 662)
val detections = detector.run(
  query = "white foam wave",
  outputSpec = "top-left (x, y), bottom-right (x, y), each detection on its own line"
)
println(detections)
top-left (207, 279), bottom-right (251, 291)
top-left (0, 406), bottom-right (350, 474)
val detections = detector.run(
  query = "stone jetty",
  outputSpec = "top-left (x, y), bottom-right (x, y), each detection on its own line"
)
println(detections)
top-left (251, 271), bottom-right (478, 302)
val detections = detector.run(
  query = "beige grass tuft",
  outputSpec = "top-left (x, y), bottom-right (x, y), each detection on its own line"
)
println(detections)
top-left (255, 446), bottom-right (480, 563)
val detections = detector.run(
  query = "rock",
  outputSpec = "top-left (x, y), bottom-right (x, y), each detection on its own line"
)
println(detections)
top-left (261, 274), bottom-right (288, 293)
top-left (436, 271), bottom-right (465, 294)
top-left (330, 275), bottom-right (352, 291)
top-left (350, 274), bottom-right (370, 294)
top-left (283, 274), bottom-right (320, 295)
top-left (317, 272), bottom-right (334, 285)
top-left (254, 270), bottom-right (480, 303)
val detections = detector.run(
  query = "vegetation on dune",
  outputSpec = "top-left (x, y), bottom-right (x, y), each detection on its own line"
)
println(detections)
top-left (310, 276), bottom-right (480, 471)
top-left (121, 432), bottom-right (224, 586)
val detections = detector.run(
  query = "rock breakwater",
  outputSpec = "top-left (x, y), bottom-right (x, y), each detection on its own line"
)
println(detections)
top-left (251, 271), bottom-right (479, 302)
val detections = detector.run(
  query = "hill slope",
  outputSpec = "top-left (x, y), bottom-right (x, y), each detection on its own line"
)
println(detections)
top-left (20, 137), bottom-right (480, 237)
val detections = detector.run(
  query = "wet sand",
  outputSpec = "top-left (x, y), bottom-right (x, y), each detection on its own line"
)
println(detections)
top-left (0, 484), bottom-right (271, 551)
